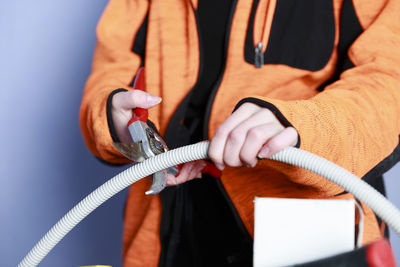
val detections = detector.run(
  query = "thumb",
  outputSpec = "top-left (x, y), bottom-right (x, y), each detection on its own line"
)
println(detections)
top-left (118, 90), bottom-right (162, 110)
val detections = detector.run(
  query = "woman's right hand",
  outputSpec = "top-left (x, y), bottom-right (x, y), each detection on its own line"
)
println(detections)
top-left (112, 90), bottom-right (206, 185)
top-left (111, 90), bottom-right (162, 143)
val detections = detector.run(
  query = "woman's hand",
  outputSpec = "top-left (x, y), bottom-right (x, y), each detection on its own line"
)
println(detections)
top-left (166, 102), bottom-right (298, 186)
top-left (166, 160), bottom-right (207, 186)
top-left (111, 90), bottom-right (161, 143)
top-left (208, 102), bottom-right (298, 170)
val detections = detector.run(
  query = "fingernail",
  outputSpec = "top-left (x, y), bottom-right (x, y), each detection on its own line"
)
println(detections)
top-left (215, 163), bottom-right (225, 171)
top-left (247, 162), bottom-right (257, 168)
top-left (147, 95), bottom-right (162, 105)
top-left (258, 148), bottom-right (270, 158)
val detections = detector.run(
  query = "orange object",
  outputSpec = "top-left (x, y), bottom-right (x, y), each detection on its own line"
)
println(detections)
top-left (80, 0), bottom-right (400, 265)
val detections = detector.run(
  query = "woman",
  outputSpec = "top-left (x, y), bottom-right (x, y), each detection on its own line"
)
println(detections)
top-left (80, 0), bottom-right (400, 265)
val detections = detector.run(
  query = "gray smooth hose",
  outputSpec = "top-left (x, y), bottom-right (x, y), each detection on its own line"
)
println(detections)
top-left (18, 142), bottom-right (400, 266)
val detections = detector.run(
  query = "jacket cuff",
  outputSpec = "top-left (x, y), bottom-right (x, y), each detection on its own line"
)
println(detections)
top-left (106, 88), bottom-right (128, 143)
top-left (234, 97), bottom-right (301, 148)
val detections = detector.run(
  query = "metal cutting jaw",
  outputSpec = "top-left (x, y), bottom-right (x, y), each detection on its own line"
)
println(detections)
top-left (112, 121), bottom-right (178, 195)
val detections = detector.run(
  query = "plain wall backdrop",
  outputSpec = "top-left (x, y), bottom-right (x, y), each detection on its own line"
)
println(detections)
top-left (0, 1), bottom-right (399, 266)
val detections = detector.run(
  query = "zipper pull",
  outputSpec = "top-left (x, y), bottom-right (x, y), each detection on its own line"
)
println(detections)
top-left (255, 42), bottom-right (264, 68)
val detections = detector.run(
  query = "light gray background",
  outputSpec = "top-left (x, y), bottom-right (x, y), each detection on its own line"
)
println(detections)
top-left (0, 1), bottom-right (399, 266)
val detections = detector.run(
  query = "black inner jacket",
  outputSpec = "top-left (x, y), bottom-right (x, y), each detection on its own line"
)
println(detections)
top-left (158, 0), bottom-right (253, 266)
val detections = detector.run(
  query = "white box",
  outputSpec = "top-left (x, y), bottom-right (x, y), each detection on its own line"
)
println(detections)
top-left (254, 197), bottom-right (355, 266)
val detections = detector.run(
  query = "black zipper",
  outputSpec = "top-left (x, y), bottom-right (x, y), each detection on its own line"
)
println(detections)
top-left (199, 0), bottom-right (253, 241)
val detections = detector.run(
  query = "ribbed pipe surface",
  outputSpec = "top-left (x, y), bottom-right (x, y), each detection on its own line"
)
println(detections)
top-left (18, 142), bottom-right (400, 266)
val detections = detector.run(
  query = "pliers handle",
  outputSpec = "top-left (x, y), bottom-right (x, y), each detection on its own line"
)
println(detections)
top-left (128, 67), bottom-right (148, 125)
top-left (126, 67), bottom-right (177, 194)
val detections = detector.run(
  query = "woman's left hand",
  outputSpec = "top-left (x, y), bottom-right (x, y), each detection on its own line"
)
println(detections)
top-left (166, 102), bottom-right (298, 186)
top-left (208, 102), bottom-right (298, 170)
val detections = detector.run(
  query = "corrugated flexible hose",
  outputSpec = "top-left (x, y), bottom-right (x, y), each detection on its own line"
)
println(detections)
top-left (18, 142), bottom-right (400, 266)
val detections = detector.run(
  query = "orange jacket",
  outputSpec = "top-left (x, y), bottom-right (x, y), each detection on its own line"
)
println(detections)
top-left (80, 0), bottom-right (400, 265)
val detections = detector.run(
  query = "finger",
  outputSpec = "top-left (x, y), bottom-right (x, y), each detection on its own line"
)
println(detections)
top-left (239, 122), bottom-right (283, 167)
top-left (194, 171), bottom-right (202, 179)
top-left (115, 90), bottom-right (162, 110)
top-left (190, 161), bottom-right (206, 179)
top-left (183, 161), bottom-right (206, 183)
top-left (208, 103), bottom-right (259, 170)
top-left (166, 161), bottom-right (205, 186)
top-left (166, 173), bottom-right (177, 186)
top-left (175, 162), bottom-right (196, 185)
top-left (166, 163), bottom-right (192, 186)
top-left (258, 127), bottom-right (299, 158)
top-left (176, 161), bottom-right (206, 185)
top-left (223, 110), bottom-right (275, 167)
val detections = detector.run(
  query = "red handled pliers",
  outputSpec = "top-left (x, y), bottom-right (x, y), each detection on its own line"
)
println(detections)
top-left (112, 68), bottom-right (178, 195)
top-left (113, 68), bottom-right (222, 194)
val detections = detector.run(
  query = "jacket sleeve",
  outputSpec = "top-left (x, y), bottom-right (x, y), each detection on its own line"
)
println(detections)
top-left (79, 0), bottom-right (151, 164)
top-left (244, 0), bottom-right (400, 194)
